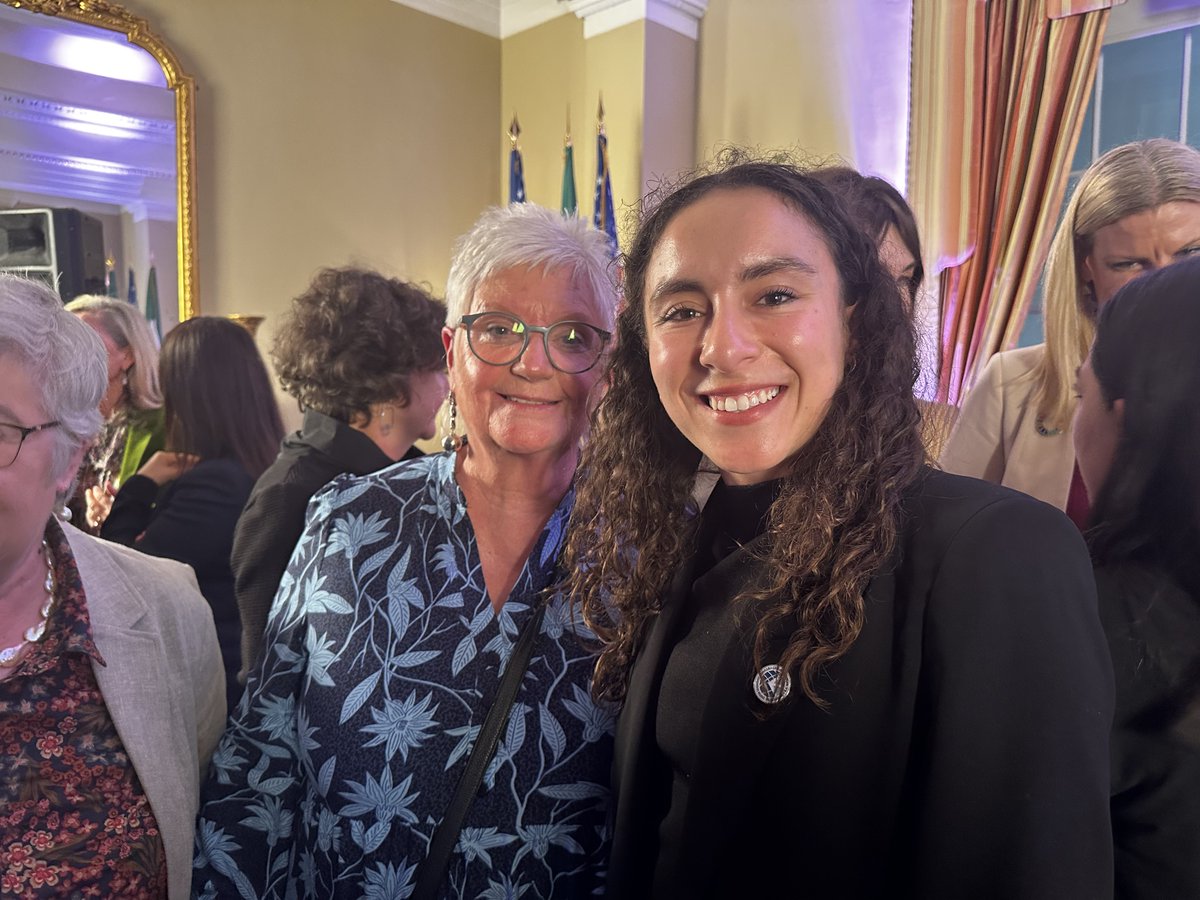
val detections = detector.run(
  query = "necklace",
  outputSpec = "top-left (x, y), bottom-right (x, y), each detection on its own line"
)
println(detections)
top-left (0, 540), bottom-right (56, 668)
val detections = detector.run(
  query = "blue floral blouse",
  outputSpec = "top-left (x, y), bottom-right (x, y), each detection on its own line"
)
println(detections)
top-left (192, 453), bottom-right (614, 899)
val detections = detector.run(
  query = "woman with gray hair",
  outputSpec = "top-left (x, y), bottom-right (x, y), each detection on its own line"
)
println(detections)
top-left (63, 294), bottom-right (166, 531)
top-left (0, 275), bottom-right (224, 899)
top-left (195, 204), bottom-right (618, 899)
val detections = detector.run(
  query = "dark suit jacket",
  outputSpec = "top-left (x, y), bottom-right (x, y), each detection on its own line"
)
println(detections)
top-left (101, 456), bottom-right (254, 711)
top-left (229, 409), bottom-right (418, 680)
top-left (608, 469), bottom-right (1115, 899)
top-left (1097, 562), bottom-right (1200, 899)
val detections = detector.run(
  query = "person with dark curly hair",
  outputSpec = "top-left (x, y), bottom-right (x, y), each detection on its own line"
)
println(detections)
top-left (562, 157), bottom-right (1114, 898)
top-left (230, 267), bottom-right (447, 681)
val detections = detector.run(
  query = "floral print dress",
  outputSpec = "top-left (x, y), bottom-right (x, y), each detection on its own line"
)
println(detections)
top-left (192, 453), bottom-right (614, 899)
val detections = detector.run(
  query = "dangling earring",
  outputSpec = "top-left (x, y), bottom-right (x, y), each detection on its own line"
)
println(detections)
top-left (377, 406), bottom-right (393, 437)
top-left (441, 392), bottom-right (464, 452)
top-left (55, 503), bottom-right (72, 523)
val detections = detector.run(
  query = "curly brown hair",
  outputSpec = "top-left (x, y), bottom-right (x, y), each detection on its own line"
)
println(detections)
top-left (563, 154), bottom-right (927, 708)
top-left (271, 267), bottom-right (446, 424)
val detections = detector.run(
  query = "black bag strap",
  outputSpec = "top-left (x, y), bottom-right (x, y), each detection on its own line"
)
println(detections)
top-left (411, 603), bottom-right (546, 900)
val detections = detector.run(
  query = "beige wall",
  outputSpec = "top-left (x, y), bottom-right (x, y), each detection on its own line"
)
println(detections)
top-left (697, 0), bottom-right (853, 165)
top-left (500, 14), bottom-right (588, 211)
top-left (112, 0), bottom-right (501, 427)
top-left (642, 21), bottom-right (698, 197)
top-left (501, 16), bottom-right (647, 248)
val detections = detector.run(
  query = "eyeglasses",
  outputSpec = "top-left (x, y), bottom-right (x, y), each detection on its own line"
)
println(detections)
top-left (0, 420), bottom-right (60, 469)
top-left (459, 312), bottom-right (611, 375)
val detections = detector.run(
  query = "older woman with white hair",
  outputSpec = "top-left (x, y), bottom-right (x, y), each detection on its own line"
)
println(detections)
top-left (0, 275), bottom-right (224, 899)
top-left (194, 204), bottom-right (619, 900)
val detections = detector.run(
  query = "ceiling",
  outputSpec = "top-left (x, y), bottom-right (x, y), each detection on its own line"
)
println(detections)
top-left (0, 4), bottom-right (175, 220)
top-left (391, 0), bottom-right (577, 39)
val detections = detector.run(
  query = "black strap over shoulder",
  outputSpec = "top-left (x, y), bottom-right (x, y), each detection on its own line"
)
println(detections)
top-left (410, 603), bottom-right (546, 900)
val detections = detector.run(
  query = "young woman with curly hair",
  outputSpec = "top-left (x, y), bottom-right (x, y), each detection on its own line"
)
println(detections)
top-left (231, 267), bottom-right (447, 680)
top-left (562, 158), bottom-right (1115, 898)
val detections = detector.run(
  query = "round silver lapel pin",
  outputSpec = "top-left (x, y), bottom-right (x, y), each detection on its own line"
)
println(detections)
top-left (752, 664), bottom-right (791, 704)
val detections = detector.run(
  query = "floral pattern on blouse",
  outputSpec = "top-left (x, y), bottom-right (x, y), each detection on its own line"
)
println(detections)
top-left (192, 452), bottom-right (614, 899)
top-left (0, 518), bottom-right (167, 898)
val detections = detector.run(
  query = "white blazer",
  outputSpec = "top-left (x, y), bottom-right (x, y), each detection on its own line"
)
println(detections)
top-left (65, 525), bottom-right (226, 900)
top-left (939, 344), bottom-right (1076, 510)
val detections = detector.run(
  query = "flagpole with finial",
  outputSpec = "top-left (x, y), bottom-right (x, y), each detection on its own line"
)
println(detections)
top-left (593, 94), bottom-right (617, 254)
top-left (562, 105), bottom-right (578, 216)
top-left (508, 113), bottom-right (526, 204)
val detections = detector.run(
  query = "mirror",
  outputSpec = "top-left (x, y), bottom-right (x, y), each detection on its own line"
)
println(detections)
top-left (0, 0), bottom-right (197, 324)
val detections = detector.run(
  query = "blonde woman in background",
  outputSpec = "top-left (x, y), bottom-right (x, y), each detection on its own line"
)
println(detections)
top-left (64, 295), bottom-right (165, 531)
top-left (941, 138), bottom-right (1200, 527)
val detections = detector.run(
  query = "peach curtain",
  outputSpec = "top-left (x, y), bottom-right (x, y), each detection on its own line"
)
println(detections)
top-left (909, 0), bottom-right (1119, 403)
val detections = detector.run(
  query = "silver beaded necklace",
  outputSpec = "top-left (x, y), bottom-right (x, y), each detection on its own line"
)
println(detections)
top-left (0, 540), bottom-right (56, 668)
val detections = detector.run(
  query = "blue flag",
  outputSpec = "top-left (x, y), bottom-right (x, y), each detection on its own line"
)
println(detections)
top-left (593, 117), bottom-right (617, 255)
top-left (127, 267), bottom-right (137, 307)
top-left (508, 114), bottom-right (526, 204)
top-left (510, 146), bottom-right (526, 204)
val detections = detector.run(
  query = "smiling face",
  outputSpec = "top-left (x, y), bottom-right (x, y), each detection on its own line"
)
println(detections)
top-left (1081, 200), bottom-right (1200, 310)
top-left (643, 186), bottom-right (851, 485)
top-left (443, 265), bottom-right (607, 465)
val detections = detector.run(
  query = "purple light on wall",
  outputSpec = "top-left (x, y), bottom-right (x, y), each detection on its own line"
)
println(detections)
top-left (58, 117), bottom-right (141, 140)
top-left (833, 0), bottom-right (913, 193)
top-left (48, 33), bottom-right (164, 86)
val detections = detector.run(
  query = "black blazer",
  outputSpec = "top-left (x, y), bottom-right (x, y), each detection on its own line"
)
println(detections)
top-left (229, 409), bottom-right (417, 680)
top-left (1097, 562), bottom-right (1200, 899)
top-left (608, 469), bottom-right (1115, 899)
top-left (102, 456), bottom-right (254, 711)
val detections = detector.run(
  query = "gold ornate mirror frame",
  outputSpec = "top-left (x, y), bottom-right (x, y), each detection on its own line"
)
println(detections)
top-left (0, 0), bottom-right (198, 320)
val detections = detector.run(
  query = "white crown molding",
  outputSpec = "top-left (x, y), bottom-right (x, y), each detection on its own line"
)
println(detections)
top-left (0, 146), bottom-right (175, 218)
top-left (499, 0), bottom-right (570, 37)
top-left (0, 90), bottom-right (174, 144)
top-left (388, 0), bottom-right (503, 38)
top-left (389, 0), bottom-right (705, 39)
top-left (566, 0), bottom-right (707, 39)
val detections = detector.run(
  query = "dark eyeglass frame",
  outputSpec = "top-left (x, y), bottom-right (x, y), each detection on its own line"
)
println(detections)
top-left (458, 312), bottom-right (612, 375)
top-left (0, 420), bottom-right (61, 469)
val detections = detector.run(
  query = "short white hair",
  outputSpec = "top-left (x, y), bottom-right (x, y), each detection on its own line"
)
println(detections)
top-left (0, 275), bottom-right (106, 478)
top-left (445, 204), bottom-right (618, 328)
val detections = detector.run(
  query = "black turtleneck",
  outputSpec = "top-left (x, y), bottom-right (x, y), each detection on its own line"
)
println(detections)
top-left (651, 476), bottom-right (781, 895)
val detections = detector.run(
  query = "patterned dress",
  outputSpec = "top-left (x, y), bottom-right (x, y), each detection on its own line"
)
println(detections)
top-left (0, 519), bottom-right (167, 898)
top-left (193, 453), bottom-right (614, 899)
